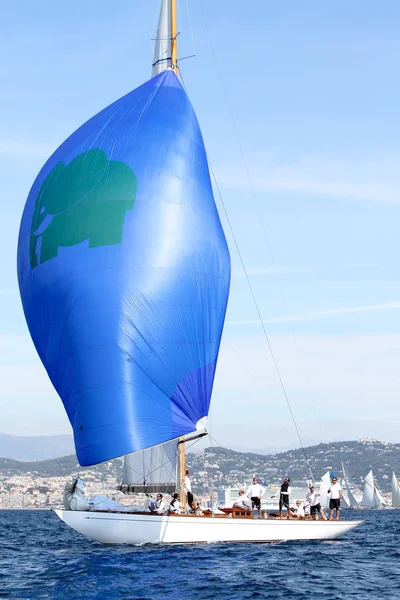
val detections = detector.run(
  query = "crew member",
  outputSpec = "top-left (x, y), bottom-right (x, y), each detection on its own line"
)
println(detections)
top-left (233, 489), bottom-right (252, 511)
top-left (328, 477), bottom-right (343, 520)
top-left (246, 477), bottom-right (265, 517)
top-left (169, 492), bottom-right (183, 514)
top-left (149, 493), bottom-right (166, 514)
top-left (279, 477), bottom-right (291, 518)
top-left (183, 469), bottom-right (195, 511)
top-left (294, 500), bottom-right (305, 518)
top-left (306, 485), bottom-right (326, 520)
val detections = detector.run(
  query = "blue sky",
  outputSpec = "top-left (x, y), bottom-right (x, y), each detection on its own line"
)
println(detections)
top-left (1, 0), bottom-right (400, 452)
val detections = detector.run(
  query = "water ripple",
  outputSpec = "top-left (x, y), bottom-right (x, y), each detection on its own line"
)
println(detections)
top-left (0, 510), bottom-right (398, 599)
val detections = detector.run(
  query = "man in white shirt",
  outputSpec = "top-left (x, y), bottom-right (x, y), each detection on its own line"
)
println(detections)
top-left (328, 477), bottom-right (343, 520)
top-left (306, 485), bottom-right (326, 520)
top-left (149, 493), bottom-right (166, 514)
top-left (294, 500), bottom-right (305, 518)
top-left (233, 489), bottom-right (252, 511)
top-left (246, 477), bottom-right (265, 517)
top-left (182, 470), bottom-right (195, 511)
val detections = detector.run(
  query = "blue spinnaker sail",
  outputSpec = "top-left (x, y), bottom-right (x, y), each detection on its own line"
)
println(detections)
top-left (17, 70), bottom-right (231, 466)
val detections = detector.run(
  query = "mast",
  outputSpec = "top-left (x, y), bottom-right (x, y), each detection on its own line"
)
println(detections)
top-left (152, 0), bottom-right (179, 77)
top-left (178, 437), bottom-right (187, 509)
top-left (171, 0), bottom-right (179, 75)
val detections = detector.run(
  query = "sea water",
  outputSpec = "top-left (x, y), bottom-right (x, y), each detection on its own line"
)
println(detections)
top-left (0, 510), bottom-right (398, 600)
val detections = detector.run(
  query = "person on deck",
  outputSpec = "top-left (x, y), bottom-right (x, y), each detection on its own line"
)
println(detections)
top-left (246, 477), bottom-right (265, 517)
top-left (306, 485), bottom-right (326, 520)
top-left (183, 470), bottom-right (195, 511)
top-left (279, 477), bottom-right (292, 518)
top-left (294, 500), bottom-right (305, 518)
top-left (328, 477), bottom-right (343, 520)
top-left (149, 493), bottom-right (166, 514)
top-left (233, 489), bottom-right (252, 511)
top-left (195, 501), bottom-right (204, 515)
top-left (169, 493), bottom-right (183, 514)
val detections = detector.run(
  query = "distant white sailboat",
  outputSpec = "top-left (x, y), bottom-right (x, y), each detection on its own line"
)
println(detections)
top-left (361, 470), bottom-right (386, 508)
top-left (341, 462), bottom-right (359, 508)
top-left (391, 472), bottom-right (400, 508)
top-left (319, 471), bottom-right (331, 509)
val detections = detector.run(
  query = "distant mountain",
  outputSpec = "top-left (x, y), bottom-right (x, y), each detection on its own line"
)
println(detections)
top-left (0, 433), bottom-right (74, 461)
top-left (187, 439), bottom-right (400, 493)
top-left (0, 454), bottom-right (123, 480)
top-left (1, 438), bottom-right (399, 492)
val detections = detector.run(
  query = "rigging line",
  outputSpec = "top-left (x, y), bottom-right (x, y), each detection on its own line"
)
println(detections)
top-left (257, 208), bottom-right (325, 440)
top-left (125, 450), bottom-right (176, 485)
top-left (201, 450), bottom-right (209, 503)
top-left (195, 0), bottom-right (314, 480)
top-left (185, 0), bottom-right (196, 56)
top-left (206, 434), bottom-right (241, 461)
top-left (126, 436), bottom-right (205, 485)
top-left (183, 53), bottom-right (313, 479)
top-left (209, 163), bottom-right (314, 482)
top-left (177, 80), bottom-right (307, 480)
top-left (206, 386), bottom-right (214, 505)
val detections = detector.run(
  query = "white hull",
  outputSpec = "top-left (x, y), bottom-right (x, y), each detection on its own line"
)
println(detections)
top-left (55, 510), bottom-right (362, 545)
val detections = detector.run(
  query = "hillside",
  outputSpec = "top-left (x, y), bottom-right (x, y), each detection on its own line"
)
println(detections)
top-left (187, 439), bottom-right (400, 493)
top-left (0, 455), bottom-right (123, 480)
top-left (1, 439), bottom-right (398, 492)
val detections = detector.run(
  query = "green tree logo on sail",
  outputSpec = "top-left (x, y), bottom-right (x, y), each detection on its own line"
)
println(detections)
top-left (30, 148), bottom-right (137, 267)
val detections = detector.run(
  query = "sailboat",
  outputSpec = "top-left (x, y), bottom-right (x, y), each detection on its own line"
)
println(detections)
top-left (341, 462), bottom-right (359, 508)
top-left (17, 0), bottom-right (361, 544)
top-left (361, 470), bottom-right (386, 508)
top-left (391, 472), bottom-right (400, 508)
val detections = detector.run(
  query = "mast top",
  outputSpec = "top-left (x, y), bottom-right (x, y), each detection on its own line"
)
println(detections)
top-left (152, 0), bottom-right (179, 78)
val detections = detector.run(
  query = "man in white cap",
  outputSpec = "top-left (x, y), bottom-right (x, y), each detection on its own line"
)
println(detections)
top-left (233, 489), bottom-right (252, 511)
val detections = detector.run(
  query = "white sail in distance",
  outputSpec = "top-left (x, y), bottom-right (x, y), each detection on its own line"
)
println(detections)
top-left (392, 472), bottom-right (400, 507)
top-left (341, 462), bottom-right (359, 507)
top-left (361, 470), bottom-right (385, 508)
top-left (319, 471), bottom-right (331, 508)
top-left (374, 483), bottom-right (386, 507)
top-left (152, 0), bottom-right (172, 76)
top-left (341, 490), bottom-right (350, 508)
top-left (361, 470), bottom-right (376, 506)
